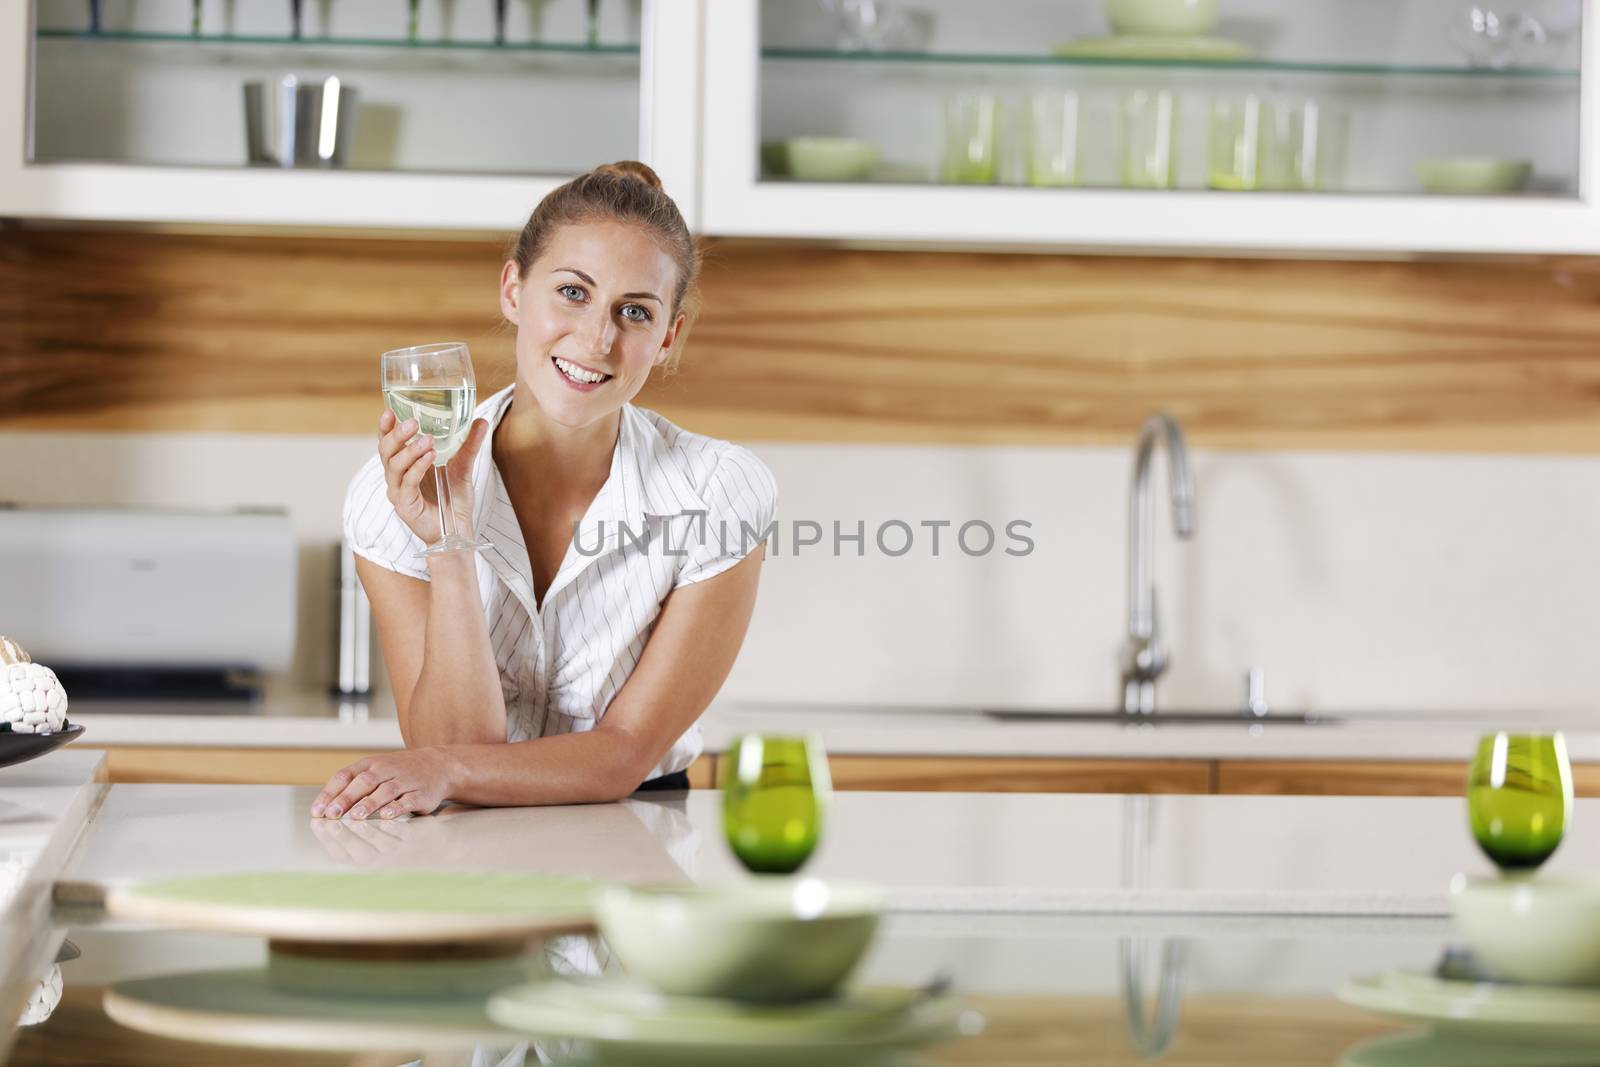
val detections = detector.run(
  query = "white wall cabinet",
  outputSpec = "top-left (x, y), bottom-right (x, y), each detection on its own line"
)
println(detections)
top-left (701, 0), bottom-right (1600, 255)
top-left (6, 0), bottom-right (1600, 254)
top-left (0, 0), bottom-right (701, 231)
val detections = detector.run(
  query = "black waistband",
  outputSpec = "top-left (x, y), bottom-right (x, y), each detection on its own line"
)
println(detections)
top-left (634, 769), bottom-right (691, 793)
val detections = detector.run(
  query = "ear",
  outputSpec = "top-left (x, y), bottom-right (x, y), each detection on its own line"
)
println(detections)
top-left (499, 260), bottom-right (523, 325)
top-left (654, 311), bottom-right (688, 366)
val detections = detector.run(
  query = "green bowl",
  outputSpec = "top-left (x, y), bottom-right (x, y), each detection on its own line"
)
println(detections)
top-left (1450, 875), bottom-right (1600, 986)
top-left (595, 880), bottom-right (884, 1003)
top-left (761, 138), bottom-right (879, 182)
top-left (1416, 157), bottom-right (1532, 195)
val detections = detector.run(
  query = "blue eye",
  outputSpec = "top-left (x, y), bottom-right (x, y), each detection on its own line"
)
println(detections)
top-left (622, 304), bottom-right (652, 323)
top-left (559, 284), bottom-right (585, 301)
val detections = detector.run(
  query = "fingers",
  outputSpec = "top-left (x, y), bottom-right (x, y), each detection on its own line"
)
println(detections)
top-left (311, 760), bottom-right (369, 817)
top-left (322, 768), bottom-right (387, 820)
top-left (387, 791), bottom-right (434, 819)
top-left (398, 445), bottom-right (433, 495)
top-left (378, 412), bottom-right (416, 463)
top-left (347, 779), bottom-right (405, 821)
top-left (384, 429), bottom-right (433, 487)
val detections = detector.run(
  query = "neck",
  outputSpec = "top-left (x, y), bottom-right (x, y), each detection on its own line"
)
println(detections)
top-left (493, 379), bottom-right (620, 501)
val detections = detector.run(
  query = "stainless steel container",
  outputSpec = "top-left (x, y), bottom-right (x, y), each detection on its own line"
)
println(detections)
top-left (244, 75), bottom-right (359, 168)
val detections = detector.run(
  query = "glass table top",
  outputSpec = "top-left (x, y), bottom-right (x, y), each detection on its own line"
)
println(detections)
top-left (14, 911), bottom-right (1562, 1067)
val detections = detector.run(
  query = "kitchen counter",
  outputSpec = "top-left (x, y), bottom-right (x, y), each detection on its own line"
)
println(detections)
top-left (61, 783), bottom-right (1600, 917)
top-left (0, 750), bottom-right (107, 1050)
top-left (67, 697), bottom-right (1600, 763)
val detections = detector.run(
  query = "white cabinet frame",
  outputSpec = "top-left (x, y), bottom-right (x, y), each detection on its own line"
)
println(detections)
top-left (0, 0), bottom-right (702, 232)
top-left (699, 0), bottom-right (1600, 255)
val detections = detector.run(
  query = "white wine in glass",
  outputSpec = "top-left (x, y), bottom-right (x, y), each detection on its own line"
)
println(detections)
top-left (379, 342), bottom-right (491, 556)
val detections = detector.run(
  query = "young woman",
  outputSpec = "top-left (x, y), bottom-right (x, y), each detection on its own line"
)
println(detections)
top-left (312, 161), bottom-right (777, 821)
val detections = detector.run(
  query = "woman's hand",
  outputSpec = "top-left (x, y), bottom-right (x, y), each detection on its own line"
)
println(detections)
top-left (378, 409), bottom-right (491, 544)
top-left (310, 747), bottom-right (465, 821)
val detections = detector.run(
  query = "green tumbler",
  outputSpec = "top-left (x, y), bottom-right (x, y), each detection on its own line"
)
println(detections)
top-left (1467, 732), bottom-right (1573, 872)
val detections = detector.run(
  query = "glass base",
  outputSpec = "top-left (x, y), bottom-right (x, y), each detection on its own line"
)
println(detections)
top-left (415, 536), bottom-right (494, 558)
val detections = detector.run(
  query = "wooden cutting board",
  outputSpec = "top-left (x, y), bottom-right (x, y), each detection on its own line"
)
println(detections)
top-left (101, 870), bottom-right (601, 944)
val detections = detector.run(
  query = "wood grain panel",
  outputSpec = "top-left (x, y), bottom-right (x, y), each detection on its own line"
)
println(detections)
top-left (80, 744), bottom-right (714, 790)
top-left (7, 227), bottom-right (1600, 451)
top-left (1217, 759), bottom-right (1600, 797)
top-left (823, 756), bottom-right (1212, 793)
top-left (928, 994), bottom-right (1407, 1067)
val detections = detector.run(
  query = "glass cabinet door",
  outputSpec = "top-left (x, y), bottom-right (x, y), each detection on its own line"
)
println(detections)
top-left (30, 0), bottom-right (644, 177)
top-left (755, 0), bottom-right (1582, 200)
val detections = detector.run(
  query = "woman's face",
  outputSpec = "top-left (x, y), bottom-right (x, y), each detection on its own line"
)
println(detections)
top-left (499, 219), bottom-right (683, 430)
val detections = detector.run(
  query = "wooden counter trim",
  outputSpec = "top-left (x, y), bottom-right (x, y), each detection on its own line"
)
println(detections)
top-left (79, 745), bottom-right (717, 791)
top-left (810, 756), bottom-right (1213, 794)
top-left (1217, 759), bottom-right (1600, 797)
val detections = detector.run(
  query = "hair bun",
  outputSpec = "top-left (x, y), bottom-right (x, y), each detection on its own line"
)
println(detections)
top-left (593, 160), bottom-right (664, 191)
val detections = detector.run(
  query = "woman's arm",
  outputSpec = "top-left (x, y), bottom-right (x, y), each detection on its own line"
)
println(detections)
top-left (314, 545), bottom-right (764, 819)
top-left (358, 550), bottom-right (507, 748)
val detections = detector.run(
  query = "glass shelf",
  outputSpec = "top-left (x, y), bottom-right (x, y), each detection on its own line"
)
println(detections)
top-left (762, 46), bottom-right (1578, 82)
top-left (36, 29), bottom-right (638, 57)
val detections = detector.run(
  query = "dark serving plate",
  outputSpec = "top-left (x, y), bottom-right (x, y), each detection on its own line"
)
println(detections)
top-left (0, 724), bottom-right (84, 770)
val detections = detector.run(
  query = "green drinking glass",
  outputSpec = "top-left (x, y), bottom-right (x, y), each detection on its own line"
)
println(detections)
top-left (1467, 732), bottom-right (1573, 873)
top-left (722, 734), bottom-right (831, 875)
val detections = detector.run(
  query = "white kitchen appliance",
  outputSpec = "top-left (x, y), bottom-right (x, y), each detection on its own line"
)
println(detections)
top-left (0, 506), bottom-right (297, 700)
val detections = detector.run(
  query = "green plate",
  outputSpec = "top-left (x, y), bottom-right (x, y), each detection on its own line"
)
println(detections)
top-left (104, 967), bottom-right (521, 1052)
top-left (104, 870), bottom-right (602, 943)
top-left (1340, 1028), bottom-right (1600, 1067)
top-left (487, 978), bottom-right (973, 1067)
top-left (1053, 35), bottom-right (1253, 61)
top-left (1338, 970), bottom-right (1600, 1046)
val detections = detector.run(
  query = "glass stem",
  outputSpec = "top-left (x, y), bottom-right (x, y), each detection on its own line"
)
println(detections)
top-left (434, 464), bottom-right (457, 543)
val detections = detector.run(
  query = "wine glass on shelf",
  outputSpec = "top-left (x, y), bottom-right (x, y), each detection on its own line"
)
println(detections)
top-left (722, 734), bottom-right (832, 875)
top-left (1467, 731), bottom-right (1573, 873)
top-left (379, 342), bottom-right (491, 557)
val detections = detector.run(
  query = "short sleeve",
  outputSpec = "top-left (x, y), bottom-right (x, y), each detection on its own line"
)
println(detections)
top-left (675, 445), bottom-right (778, 588)
top-left (342, 454), bottom-right (430, 581)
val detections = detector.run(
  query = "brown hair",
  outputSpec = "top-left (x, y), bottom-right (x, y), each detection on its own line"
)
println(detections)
top-left (509, 160), bottom-right (700, 373)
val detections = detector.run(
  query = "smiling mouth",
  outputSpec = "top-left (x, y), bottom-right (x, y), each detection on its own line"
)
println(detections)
top-left (552, 356), bottom-right (613, 385)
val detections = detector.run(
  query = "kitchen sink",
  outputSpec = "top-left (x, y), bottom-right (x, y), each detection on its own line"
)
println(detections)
top-left (981, 708), bottom-right (1328, 725)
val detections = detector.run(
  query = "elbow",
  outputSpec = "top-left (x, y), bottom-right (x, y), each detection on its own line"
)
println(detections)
top-left (599, 742), bottom-right (662, 803)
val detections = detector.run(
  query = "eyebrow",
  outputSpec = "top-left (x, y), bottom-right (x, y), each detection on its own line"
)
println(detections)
top-left (552, 267), bottom-right (662, 304)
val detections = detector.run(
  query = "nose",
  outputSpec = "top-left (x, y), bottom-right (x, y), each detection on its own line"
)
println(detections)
top-left (581, 310), bottom-right (618, 358)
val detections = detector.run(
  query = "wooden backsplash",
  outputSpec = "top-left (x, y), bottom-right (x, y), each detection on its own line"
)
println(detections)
top-left (5, 226), bottom-right (1600, 452)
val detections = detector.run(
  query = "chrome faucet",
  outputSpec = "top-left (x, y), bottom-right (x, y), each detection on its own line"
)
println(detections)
top-left (1120, 413), bottom-right (1195, 716)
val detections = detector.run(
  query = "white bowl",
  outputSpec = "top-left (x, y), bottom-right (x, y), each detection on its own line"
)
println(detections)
top-left (1449, 875), bottom-right (1600, 986)
top-left (595, 880), bottom-right (884, 1003)
top-left (1106, 0), bottom-right (1219, 36)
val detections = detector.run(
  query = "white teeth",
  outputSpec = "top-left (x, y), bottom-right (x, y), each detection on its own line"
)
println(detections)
top-left (555, 357), bottom-right (609, 384)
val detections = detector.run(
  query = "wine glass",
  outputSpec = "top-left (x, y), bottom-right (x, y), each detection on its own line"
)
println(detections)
top-left (1467, 731), bottom-right (1573, 873)
top-left (379, 342), bottom-right (491, 556)
top-left (722, 734), bottom-right (831, 875)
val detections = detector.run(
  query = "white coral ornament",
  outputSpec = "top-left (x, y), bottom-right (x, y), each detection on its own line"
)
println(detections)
top-left (1, 663), bottom-right (68, 735)
top-left (0, 637), bottom-right (29, 666)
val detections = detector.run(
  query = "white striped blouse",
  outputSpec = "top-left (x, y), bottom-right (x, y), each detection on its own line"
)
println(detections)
top-left (342, 383), bottom-right (779, 781)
